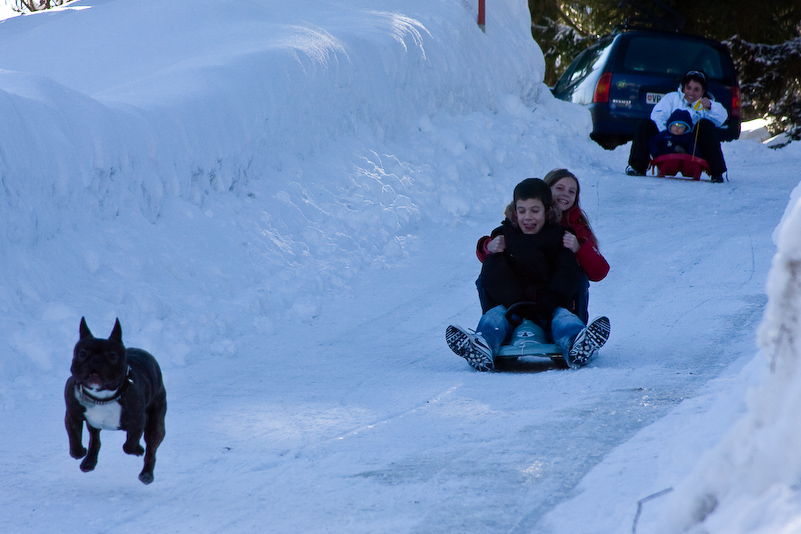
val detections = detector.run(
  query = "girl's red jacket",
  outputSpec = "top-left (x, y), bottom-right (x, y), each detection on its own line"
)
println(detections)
top-left (476, 206), bottom-right (609, 282)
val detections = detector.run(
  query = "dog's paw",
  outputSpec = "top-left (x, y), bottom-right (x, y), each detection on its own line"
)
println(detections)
top-left (70, 446), bottom-right (87, 460)
top-left (123, 443), bottom-right (145, 456)
top-left (138, 470), bottom-right (155, 485)
top-left (79, 456), bottom-right (98, 472)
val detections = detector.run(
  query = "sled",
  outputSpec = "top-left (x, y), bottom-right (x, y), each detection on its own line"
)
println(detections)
top-left (493, 303), bottom-right (568, 368)
top-left (648, 153), bottom-right (710, 181)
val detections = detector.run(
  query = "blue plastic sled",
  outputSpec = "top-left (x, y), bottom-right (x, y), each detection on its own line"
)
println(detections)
top-left (494, 304), bottom-right (567, 368)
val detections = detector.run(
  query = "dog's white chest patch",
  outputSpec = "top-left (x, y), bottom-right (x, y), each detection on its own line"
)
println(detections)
top-left (76, 390), bottom-right (122, 430)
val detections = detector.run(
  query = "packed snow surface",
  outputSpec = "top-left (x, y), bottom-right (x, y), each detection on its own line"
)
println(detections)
top-left (1, 1), bottom-right (800, 532)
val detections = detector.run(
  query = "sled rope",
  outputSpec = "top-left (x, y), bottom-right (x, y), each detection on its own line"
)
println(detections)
top-left (692, 111), bottom-right (701, 160)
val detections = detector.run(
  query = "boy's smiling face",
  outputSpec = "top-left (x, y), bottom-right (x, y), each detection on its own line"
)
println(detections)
top-left (515, 198), bottom-right (546, 235)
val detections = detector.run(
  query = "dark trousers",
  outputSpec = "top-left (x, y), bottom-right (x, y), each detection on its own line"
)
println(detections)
top-left (476, 270), bottom-right (588, 323)
top-left (628, 118), bottom-right (727, 176)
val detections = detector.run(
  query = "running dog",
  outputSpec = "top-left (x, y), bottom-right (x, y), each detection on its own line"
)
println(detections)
top-left (64, 318), bottom-right (167, 484)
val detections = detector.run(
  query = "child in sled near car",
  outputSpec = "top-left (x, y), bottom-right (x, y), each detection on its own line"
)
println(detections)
top-left (627, 69), bottom-right (728, 183)
top-left (647, 109), bottom-right (696, 158)
top-left (447, 178), bottom-right (610, 372)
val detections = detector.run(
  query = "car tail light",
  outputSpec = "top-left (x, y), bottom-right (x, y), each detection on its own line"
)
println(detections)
top-left (731, 85), bottom-right (741, 119)
top-left (593, 73), bottom-right (612, 103)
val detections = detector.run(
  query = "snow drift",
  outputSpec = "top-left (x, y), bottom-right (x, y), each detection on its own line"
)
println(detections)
top-left (652, 179), bottom-right (801, 534)
top-left (0, 0), bottom-right (588, 380)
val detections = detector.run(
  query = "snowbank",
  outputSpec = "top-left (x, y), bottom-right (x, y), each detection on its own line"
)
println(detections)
top-left (0, 0), bottom-right (591, 382)
top-left (652, 144), bottom-right (801, 533)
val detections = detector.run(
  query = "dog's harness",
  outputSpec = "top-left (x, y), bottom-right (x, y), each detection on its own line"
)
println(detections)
top-left (77, 367), bottom-right (134, 405)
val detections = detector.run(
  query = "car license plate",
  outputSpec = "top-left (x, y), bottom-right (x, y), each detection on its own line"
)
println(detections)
top-left (646, 92), bottom-right (664, 105)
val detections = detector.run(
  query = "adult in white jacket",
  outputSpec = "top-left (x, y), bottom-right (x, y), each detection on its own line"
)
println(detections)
top-left (627, 69), bottom-right (728, 183)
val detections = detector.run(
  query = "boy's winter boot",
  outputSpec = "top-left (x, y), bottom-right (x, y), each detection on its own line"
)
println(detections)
top-left (567, 316), bottom-right (611, 368)
top-left (446, 325), bottom-right (494, 372)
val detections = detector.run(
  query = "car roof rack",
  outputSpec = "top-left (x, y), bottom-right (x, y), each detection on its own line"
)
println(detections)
top-left (617, 0), bottom-right (685, 33)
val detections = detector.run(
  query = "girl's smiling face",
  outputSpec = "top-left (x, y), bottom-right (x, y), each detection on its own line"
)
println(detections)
top-left (551, 177), bottom-right (578, 213)
top-left (515, 198), bottom-right (546, 234)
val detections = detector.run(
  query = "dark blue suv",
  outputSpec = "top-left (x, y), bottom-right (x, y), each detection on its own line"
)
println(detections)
top-left (551, 29), bottom-right (741, 149)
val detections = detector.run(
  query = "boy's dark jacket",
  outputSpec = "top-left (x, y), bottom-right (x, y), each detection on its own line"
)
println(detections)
top-left (479, 219), bottom-right (583, 321)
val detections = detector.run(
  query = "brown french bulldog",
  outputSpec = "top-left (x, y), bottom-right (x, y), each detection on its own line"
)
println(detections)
top-left (64, 317), bottom-right (167, 484)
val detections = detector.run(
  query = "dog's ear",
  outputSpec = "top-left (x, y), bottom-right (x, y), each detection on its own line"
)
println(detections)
top-left (79, 317), bottom-right (93, 340)
top-left (109, 319), bottom-right (123, 343)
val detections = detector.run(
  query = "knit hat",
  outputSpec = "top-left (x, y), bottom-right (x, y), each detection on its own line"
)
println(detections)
top-left (667, 109), bottom-right (692, 132)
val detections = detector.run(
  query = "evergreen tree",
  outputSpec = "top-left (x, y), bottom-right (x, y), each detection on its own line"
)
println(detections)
top-left (6, 0), bottom-right (70, 13)
top-left (726, 36), bottom-right (801, 141)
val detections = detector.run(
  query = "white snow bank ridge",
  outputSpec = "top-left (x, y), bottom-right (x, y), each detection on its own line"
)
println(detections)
top-left (653, 179), bottom-right (801, 534)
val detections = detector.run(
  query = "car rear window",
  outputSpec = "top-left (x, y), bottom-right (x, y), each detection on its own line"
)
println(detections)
top-left (565, 47), bottom-right (605, 84)
top-left (619, 35), bottom-right (726, 79)
top-left (551, 40), bottom-right (613, 96)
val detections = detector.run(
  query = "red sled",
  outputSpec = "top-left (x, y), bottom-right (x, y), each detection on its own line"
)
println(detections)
top-left (649, 154), bottom-right (710, 181)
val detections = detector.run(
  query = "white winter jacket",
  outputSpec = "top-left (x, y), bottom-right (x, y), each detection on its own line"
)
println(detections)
top-left (650, 86), bottom-right (728, 132)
